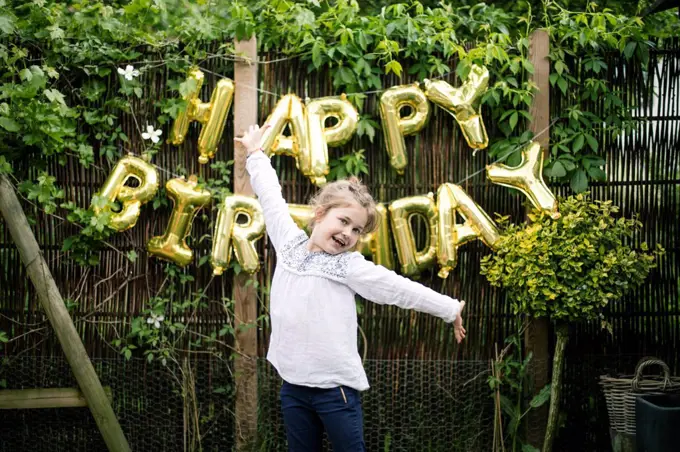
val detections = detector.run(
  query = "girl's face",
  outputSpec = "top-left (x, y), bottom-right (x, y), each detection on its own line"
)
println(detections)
top-left (307, 202), bottom-right (368, 254)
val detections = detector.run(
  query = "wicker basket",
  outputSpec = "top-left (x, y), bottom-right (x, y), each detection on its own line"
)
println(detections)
top-left (600, 358), bottom-right (680, 436)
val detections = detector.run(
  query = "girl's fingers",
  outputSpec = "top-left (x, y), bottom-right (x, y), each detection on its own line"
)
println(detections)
top-left (234, 124), bottom-right (265, 146)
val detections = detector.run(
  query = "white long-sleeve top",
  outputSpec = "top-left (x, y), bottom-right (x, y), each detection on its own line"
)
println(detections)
top-left (246, 151), bottom-right (462, 391)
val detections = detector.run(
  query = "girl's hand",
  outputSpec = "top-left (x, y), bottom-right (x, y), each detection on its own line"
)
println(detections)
top-left (234, 124), bottom-right (270, 156)
top-left (454, 301), bottom-right (466, 343)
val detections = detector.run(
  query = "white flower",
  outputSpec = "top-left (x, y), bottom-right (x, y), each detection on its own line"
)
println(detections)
top-left (117, 64), bottom-right (140, 81)
top-left (146, 312), bottom-right (165, 329)
top-left (142, 125), bottom-right (162, 143)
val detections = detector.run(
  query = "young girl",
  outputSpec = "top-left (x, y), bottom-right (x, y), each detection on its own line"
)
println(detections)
top-left (236, 124), bottom-right (466, 452)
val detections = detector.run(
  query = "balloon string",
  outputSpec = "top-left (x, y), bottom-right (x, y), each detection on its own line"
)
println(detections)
top-left (453, 117), bottom-right (559, 186)
top-left (125, 117), bottom-right (557, 185)
top-left (196, 65), bottom-right (559, 186)
top-left (197, 65), bottom-right (459, 99)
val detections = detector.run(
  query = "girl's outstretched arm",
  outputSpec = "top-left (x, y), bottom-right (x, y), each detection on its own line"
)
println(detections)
top-left (345, 254), bottom-right (466, 343)
top-left (237, 125), bottom-right (301, 251)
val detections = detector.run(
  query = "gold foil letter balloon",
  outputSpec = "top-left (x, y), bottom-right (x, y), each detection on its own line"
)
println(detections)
top-left (423, 64), bottom-right (489, 150)
top-left (486, 141), bottom-right (560, 219)
top-left (436, 183), bottom-right (500, 278)
top-left (170, 68), bottom-right (235, 164)
top-left (389, 194), bottom-right (437, 277)
top-left (260, 94), bottom-right (307, 158)
top-left (148, 176), bottom-right (211, 267)
top-left (379, 84), bottom-right (430, 174)
top-left (288, 204), bottom-right (314, 233)
top-left (305, 95), bottom-right (359, 186)
top-left (93, 155), bottom-right (158, 231)
top-left (211, 195), bottom-right (265, 275)
top-left (356, 204), bottom-right (395, 270)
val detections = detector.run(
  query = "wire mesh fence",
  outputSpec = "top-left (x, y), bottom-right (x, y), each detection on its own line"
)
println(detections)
top-left (0, 356), bottom-right (494, 451)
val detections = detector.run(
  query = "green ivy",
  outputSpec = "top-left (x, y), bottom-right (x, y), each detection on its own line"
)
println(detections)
top-left (541, 1), bottom-right (656, 192)
top-left (328, 148), bottom-right (369, 181)
top-left (245, 1), bottom-right (679, 189)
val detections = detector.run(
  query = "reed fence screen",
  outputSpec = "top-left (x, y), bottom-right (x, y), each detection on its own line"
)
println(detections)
top-left (1, 38), bottom-right (679, 451)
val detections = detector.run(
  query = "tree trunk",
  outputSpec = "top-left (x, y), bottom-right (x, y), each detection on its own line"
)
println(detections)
top-left (542, 322), bottom-right (569, 452)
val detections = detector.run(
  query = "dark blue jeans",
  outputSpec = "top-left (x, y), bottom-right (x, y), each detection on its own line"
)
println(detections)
top-left (280, 381), bottom-right (366, 452)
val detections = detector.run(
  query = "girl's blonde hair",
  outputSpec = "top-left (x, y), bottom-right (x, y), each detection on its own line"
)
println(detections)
top-left (309, 177), bottom-right (379, 233)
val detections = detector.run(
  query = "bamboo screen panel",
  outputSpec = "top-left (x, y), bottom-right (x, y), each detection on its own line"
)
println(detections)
top-left (256, 54), bottom-right (524, 365)
top-left (1, 38), bottom-right (678, 451)
top-left (554, 38), bottom-right (680, 451)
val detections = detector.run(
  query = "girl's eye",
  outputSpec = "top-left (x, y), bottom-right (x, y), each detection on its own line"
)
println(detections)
top-left (353, 228), bottom-right (360, 234)
top-left (340, 218), bottom-right (348, 225)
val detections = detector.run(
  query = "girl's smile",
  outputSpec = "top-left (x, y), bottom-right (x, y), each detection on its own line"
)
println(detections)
top-left (307, 202), bottom-right (368, 254)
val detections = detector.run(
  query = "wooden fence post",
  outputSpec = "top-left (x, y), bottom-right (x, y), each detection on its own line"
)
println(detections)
top-left (233, 37), bottom-right (259, 450)
top-left (0, 174), bottom-right (131, 452)
top-left (525, 29), bottom-right (551, 449)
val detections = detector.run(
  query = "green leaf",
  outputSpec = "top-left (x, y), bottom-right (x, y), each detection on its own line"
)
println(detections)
top-left (582, 155), bottom-right (605, 169)
top-left (0, 155), bottom-right (12, 175)
top-left (623, 41), bottom-right (636, 59)
top-left (179, 77), bottom-right (199, 97)
top-left (19, 68), bottom-right (32, 82)
top-left (560, 158), bottom-right (576, 172)
top-left (509, 111), bottom-right (518, 130)
top-left (0, 117), bottom-right (20, 132)
top-left (62, 236), bottom-right (75, 251)
top-left (584, 133), bottom-right (598, 152)
top-left (551, 161), bottom-right (567, 178)
top-left (0, 15), bottom-right (15, 35)
top-left (385, 60), bottom-right (402, 77)
top-left (572, 134), bottom-right (584, 153)
top-left (570, 169), bottom-right (588, 193)
top-left (336, 66), bottom-right (355, 84)
top-left (530, 384), bottom-right (551, 408)
top-left (312, 41), bottom-right (323, 68)
top-left (44, 89), bottom-right (66, 106)
top-left (587, 166), bottom-right (606, 181)
top-left (127, 250), bottom-right (138, 263)
top-left (557, 76), bottom-right (568, 94)
top-left (77, 144), bottom-right (94, 167)
top-left (294, 8), bottom-right (315, 27)
top-left (499, 394), bottom-right (517, 420)
top-left (357, 118), bottom-right (376, 142)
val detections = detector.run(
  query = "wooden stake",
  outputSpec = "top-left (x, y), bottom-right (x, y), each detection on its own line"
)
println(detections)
top-left (233, 37), bottom-right (259, 451)
top-left (525, 29), bottom-right (551, 449)
top-left (0, 174), bottom-right (131, 452)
